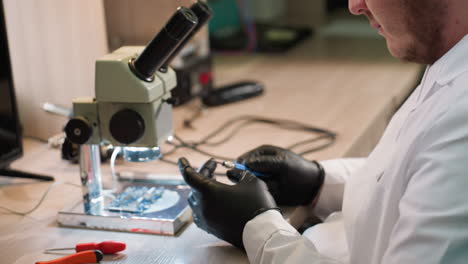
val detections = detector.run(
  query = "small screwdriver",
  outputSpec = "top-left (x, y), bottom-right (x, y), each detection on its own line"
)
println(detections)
top-left (220, 161), bottom-right (268, 178)
top-left (36, 250), bottom-right (103, 264)
top-left (44, 241), bottom-right (126, 255)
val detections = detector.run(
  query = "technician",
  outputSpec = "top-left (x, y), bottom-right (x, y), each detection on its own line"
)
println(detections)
top-left (178, 0), bottom-right (468, 262)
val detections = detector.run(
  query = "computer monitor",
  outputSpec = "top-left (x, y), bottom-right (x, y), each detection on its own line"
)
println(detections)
top-left (0, 1), bottom-right (53, 181)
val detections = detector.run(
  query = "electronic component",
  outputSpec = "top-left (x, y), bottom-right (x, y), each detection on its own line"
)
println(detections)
top-left (220, 160), bottom-right (267, 178)
top-left (106, 186), bottom-right (165, 213)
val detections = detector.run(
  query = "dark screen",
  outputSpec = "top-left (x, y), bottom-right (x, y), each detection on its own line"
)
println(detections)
top-left (0, 0), bottom-right (22, 168)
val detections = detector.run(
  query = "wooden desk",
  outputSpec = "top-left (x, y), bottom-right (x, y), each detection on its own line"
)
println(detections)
top-left (0, 36), bottom-right (421, 264)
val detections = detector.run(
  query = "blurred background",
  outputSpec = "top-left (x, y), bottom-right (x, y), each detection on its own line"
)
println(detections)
top-left (3, 0), bottom-right (381, 141)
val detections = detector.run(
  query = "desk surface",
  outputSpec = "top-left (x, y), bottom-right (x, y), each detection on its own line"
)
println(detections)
top-left (0, 36), bottom-right (422, 264)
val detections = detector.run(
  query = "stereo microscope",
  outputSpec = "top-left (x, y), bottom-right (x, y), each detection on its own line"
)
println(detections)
top-left (58, 2), bottom-right (212, 235)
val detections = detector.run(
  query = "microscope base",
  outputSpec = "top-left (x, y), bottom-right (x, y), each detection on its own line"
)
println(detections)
top-left (57, 180), bottom-right (192, 236)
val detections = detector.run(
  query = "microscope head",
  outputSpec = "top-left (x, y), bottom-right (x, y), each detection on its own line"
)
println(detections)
top-left (65, 3), bottom-right (211, 162)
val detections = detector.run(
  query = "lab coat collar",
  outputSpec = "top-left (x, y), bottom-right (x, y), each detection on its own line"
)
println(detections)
top-left (432, 34), bottom-right (468, 86)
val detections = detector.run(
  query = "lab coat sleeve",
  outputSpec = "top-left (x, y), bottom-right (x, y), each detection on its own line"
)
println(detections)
top-left (243, 210), bottom-right (342, 264)
top-left (313, 158), bottom-right (366, 220)
top-left (381, 99), bottom-right (468, 263)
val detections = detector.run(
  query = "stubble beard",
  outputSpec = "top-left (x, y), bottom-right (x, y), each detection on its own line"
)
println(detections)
top-left (396, 0), bottom-right (448, 65)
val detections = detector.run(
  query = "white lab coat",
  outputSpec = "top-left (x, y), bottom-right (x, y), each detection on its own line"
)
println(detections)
top-left (243, 34), bottom-right (468, 264)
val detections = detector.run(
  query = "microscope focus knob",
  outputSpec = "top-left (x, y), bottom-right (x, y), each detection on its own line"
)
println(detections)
top-left (109, 109), bottom-right (145, 145)
top-left (65, 117), bottom-right (93, 145)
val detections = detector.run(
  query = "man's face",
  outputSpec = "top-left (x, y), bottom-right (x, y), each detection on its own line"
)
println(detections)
top-left (349, 0), bottom-right (448, 64)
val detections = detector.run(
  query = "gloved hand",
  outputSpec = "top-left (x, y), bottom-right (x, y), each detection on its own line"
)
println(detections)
top-left (227, 145), bottom-right (325, 206)
top-left (178, 157), bottom-right (279, 249)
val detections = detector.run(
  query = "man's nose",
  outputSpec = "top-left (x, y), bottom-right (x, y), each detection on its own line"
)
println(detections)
top-left (349, 0), bottom-right (368, 15)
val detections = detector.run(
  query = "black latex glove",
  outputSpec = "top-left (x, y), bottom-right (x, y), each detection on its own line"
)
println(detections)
top-left (178, 157), bottom-right (280, 249)
top-left (227, 145), bottom-right (325, 206)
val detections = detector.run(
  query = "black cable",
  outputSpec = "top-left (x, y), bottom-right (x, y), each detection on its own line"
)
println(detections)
top-left (286, 135), bottom-right (330, 150)
top-left (24, 135), bottom-right (48, 143)
top-left (0, 182), bottom-right (81, 215)
top-left (198, 119), bottom-right (255, 146)
top-left (159, 115), bottom-right (338, 167)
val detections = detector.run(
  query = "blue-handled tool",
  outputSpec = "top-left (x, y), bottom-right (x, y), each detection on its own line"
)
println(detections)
top-left (220, 161), bottom-right (268, 178)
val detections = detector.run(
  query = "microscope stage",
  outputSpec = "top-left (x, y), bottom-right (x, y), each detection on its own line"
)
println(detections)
top-left (58, 180), bottom-right (192, 236)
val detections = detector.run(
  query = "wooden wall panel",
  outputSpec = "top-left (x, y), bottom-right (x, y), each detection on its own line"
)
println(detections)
top-left (104, 0), bottom-right (204, 50)
top-left (3, 0), bottom-right (108, 140)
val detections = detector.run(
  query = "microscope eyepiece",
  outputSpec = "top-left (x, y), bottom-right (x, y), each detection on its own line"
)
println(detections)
top-left (191, 1), bottom-right (213, 27)
top-left (162, 1), bottom-right (213, 68)
top-left (165, 7), bottom-right (199, 40)
top-left (130, 7), bottom-right (198, 81)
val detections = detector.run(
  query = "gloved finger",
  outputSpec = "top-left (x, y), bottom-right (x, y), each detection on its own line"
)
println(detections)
top-left (188, 195), bottom-right (208, 232)
top-left (237, 171), bottom-right (278, 209)
top-left (265, 180), bottom-right (280, 200)
top-left (226, 169), bottom-right (244, 183)
top-left (243, 155), bottom-right (283, 172)
top-left (192, 212), bottom-right (201, 228)
top-left (240, 145), bottom-right (283, 158)
top-left (178, 157), bottom-right (212, 192)
top-left (254, 145), bottom-right (282, 156)
top-left (237, 170), bottom-right (267, 188)
top-left (238, 145), bottom-right (280, 162)
top-left (188, 191), bottom-right (201, 207)
top-left (190, 188), bottom-right (203, 201)
top-left (178, 157), bottom-right (222, 193)
top-left (198, 158), bottom-right (217, 179)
